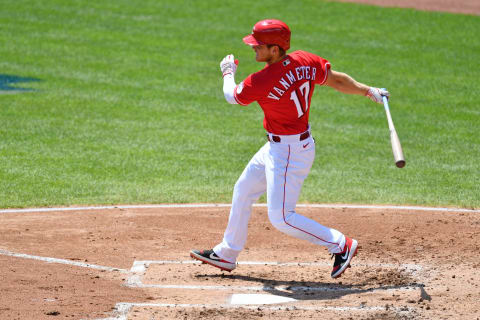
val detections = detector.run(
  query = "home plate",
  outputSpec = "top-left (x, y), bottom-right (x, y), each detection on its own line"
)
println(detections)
top-left (229, 294), bottom-right (297, 305)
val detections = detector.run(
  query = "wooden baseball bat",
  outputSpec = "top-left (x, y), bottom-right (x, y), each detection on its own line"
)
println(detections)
top-left (382, 94), bottom-right (405, 168)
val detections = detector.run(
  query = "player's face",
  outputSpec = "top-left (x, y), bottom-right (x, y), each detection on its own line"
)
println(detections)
top-left (252, 44), bottom-right (274, 63)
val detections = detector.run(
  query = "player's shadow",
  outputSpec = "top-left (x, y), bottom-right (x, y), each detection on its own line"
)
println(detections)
top-left (195, 273), bottom-right (426, 301)
top-left (0, 74), bottom-right (41, 92)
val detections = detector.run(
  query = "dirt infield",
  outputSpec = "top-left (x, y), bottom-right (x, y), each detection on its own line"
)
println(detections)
top-left (1, 205), bottom-right (479, 319)
top-left (334, 0), bottom-right (480, 15)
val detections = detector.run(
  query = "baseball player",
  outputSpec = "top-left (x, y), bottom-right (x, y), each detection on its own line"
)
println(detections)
top-left (191, 19), bottom-right (389, 278)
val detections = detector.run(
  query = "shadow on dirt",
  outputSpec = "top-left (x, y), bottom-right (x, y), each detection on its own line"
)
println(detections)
top-left (195, 273), bottom-right (426, 301)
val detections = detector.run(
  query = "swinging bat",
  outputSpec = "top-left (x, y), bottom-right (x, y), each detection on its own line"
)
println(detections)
top-left (382, 94), bottom-right (405, 168)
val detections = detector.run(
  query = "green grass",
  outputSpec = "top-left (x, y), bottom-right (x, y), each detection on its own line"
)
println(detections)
top-left (1, 0), bottom-right (479, 208)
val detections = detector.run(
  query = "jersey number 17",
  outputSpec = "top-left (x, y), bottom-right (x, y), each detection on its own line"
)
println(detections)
top-left (290, 81), bottom-right (311, 118)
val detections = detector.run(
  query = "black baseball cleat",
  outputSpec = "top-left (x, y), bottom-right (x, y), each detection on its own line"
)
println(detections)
top-left (190, 249), bottom-right (236, 272)
top-left (331, 237), bottom-right (358, 279)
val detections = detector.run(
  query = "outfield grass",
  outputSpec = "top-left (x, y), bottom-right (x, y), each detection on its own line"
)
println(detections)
top-left (1, 0), bottom-right (479, 208)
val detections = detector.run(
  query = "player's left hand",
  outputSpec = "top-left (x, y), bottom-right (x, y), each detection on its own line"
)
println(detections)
top-left (366, 87), bottom-right (390, 104)
top-left (220, 54), bottom-right (238, 77)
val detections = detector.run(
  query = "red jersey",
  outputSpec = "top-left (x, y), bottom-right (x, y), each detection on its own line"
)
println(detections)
top-left (234, 50), bottom-right (330, 135)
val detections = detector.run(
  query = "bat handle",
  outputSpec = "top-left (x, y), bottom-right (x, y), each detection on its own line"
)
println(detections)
top-left (381, 90), bottom-right (395, 132)
top-left (381, 88), bottom-right (389, 106)
top-left (382, 95), bottom-right (388, 105)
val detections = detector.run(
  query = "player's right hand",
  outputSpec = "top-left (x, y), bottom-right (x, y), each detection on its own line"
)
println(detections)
top-left (220, 54), bottom-right (237, 77)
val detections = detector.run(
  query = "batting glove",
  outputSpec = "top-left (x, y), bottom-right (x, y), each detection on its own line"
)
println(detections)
top-left (366, 87), bottom-right (390, 104)
top-left (220, 54), bottom-right (238, 78)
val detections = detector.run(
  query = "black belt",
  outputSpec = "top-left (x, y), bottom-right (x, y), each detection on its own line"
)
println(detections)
top-left (267, 131), bottom-right (310, 143)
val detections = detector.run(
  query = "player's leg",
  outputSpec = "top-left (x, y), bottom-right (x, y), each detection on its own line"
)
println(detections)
top-left (265, 140), bottom-right (357, 278)
top-left (265, 140), bottom-right (345, 253)
top-left (191, 143), bottom-right (268, 270)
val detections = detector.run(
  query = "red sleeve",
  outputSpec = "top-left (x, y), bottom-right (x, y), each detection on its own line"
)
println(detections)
top-left (313, 56), bottom-right (331, 85)
top-left (234, 74), bottom-right (257, 106)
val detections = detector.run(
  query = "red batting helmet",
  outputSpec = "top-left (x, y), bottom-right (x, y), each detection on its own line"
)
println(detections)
top-left (243, 19), bottom-right (291, 51)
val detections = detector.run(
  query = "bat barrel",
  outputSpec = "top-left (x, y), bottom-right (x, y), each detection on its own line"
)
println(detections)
top-left (391, 130), bottom-right (406, 168)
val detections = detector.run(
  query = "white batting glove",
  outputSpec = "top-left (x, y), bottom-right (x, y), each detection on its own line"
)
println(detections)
top-left (220, 54), bottom-right (238, 78)
top-left (366, 87), bottom-right (390, 104)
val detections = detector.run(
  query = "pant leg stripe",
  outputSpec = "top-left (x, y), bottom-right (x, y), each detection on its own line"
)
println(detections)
top-left (282, 145), bottom-right (340, 248)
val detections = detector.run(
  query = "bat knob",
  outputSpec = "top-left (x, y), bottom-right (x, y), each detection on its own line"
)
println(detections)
top-left (396, 160), bottom-right (406, 168)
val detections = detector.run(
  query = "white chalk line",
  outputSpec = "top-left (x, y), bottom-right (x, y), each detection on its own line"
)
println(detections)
top-left (0, 249), bottom-right (422, 283)
top-left (95, 302), bottom-right (415, 320)
top-left (0, 249), bottom-right (128, 273)
top-left (133, 259), bottom-right (422, 270)
top-left (1, 203), bottom-right (479, 214)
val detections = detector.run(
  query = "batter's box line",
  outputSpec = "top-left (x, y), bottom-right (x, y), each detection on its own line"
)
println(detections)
top-left (125, 260), bottom-right (424, 293)
top-left (95, 302), bottom-right (416, 320)
top-left (0, 249), bottom-right (129, 273)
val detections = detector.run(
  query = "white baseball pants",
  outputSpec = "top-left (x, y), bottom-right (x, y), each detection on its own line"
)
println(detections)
top-left (214, 132), bottom-right (346, 263)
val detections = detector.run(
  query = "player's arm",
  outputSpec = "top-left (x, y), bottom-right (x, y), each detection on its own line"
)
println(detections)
top-left (220, 54), bottom-right (239, 105)
top-left (324, 69), bottom-right (389, 103)
top-left (223, 74), bottom-right (238, 104)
